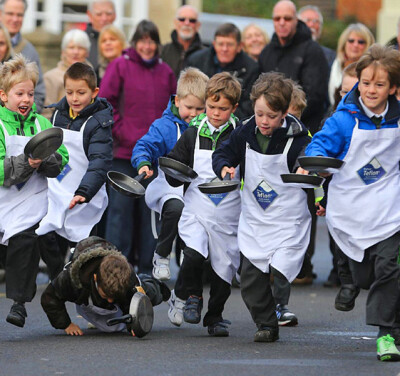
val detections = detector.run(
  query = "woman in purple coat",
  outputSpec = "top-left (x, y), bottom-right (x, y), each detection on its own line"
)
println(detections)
top-left (99, 20), bottom-right (176, 273)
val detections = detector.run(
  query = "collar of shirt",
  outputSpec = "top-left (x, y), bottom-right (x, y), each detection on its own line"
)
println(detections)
top-left (358, 97), bottom-right (388, 119)
top-left (11, 32), bottom-right (21, 48)
top-left (206, 120), bottom-right (226, 135)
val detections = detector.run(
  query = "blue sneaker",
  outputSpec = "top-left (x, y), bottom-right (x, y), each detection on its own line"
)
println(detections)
top-left (183, 295), bottom-right (203, 324)
top-left (276, 304), bottom-right (298, 326)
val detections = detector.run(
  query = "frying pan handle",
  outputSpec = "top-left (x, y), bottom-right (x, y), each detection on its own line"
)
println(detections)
top-left (106, 314), bottom-right (132, 326)
top-left (135, 172), bottom-right (147, 182)
top-left (223, 173), bottom-right (232, 181)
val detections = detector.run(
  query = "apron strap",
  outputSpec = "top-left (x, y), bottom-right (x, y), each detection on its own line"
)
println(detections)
top-left (80, 116), bottom-right (92, 134)
top-left (52, 110), bottom-right (59, 126)
top-left (175, 122), bottom-right (182, 140)
top-left (195, 116), bottom-right (208, 150)
top-left (0, 119), bottom-right (7, 135)
top-left (34, 117), bottom-right (43, 132)
top-left (151, 209), bottom-right (158, 240)
top-left (283, 137), bottom-right (294, 156)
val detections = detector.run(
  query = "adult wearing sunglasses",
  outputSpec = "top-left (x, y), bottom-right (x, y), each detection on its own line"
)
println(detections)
top-left (258, 0), bottom-right (329, 135)
top-left (328, 23), bottom-right (374, 106)
top-left (161, 4), bottom-right (204, 78)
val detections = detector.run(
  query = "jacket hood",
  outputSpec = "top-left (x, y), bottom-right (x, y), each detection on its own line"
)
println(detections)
top-left (162, 95), bottom-right (188, 127)
top-left (338, 83), bottom-right (400, 124)
top-left (270, 20), bottom-right (312, 48)
top-left (122, 47), bottom-right (160, 68)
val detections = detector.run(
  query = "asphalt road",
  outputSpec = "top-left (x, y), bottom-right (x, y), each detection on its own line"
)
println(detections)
top-left (1, 218), bottom-right (400, 376)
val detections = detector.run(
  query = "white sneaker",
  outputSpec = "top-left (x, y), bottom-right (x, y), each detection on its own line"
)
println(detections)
top-left (152, 253), bottom-right (171, 280)
top-left (167, 289), bottom-right (185, 327)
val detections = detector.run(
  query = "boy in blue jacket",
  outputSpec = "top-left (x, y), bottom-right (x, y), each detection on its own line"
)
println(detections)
top-left (304, 44), bottom-right (400, 361)
top-left (36, 63), bottom-right (113, 274)
top-left (131, 68), bottom-right (208, 280)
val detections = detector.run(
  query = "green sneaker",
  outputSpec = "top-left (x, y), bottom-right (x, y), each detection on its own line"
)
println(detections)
top-left (377, 334), bottom-right (400, 361)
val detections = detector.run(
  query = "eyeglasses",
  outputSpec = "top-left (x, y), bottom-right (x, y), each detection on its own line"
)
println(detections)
top-left (347, 38), bottom-right (366, 45)
top-left (302, 18), bottom-right (320, 25)
top-left (273, 16), bottom-right (294, 22)
top-left (177, 17), bottom-right (197, 24)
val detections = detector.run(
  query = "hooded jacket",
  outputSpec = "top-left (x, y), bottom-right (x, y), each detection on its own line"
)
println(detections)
top-left (161, 30), bottom-right (204, 78)
top-left (212, 113), bottom-right (311, 180)
top-left (49, 96), bottom-right (113, 202)
top-left (306, 84), bottom-right (400, 160)
top-left (186, 47), bottom-right (259, 120)
top-left (259, 21), bottom-right (329, 134)
top-left (131, 96), bottom-right (189, 170)
top-left (99, 48), bottom-right (177, 160)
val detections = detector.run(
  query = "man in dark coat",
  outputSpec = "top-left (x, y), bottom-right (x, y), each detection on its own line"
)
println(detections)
top-left (186, 23), bottom-right (259, 120)
top-left (161, 5), bottom-right (204, 78)
top-left (259, 0), bottom-right (329, 135)
top-left (85, 0), bottom-right (116, 70)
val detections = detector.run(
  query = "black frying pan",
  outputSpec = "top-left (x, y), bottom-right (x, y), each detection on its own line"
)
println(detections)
top-left (158, 157), bottom-right (198, 182)
top-left (281, 173), bottom-right (324, 187)
top-left (106, 292), bottom-right (153, 338)
top-left (198, 174), bottom-right (239, 194)
top-left (298, 156), bottom-right (344, 173)
top-left (24, 127), bottom-right (63, 159)
top-left (107, 171), bottom-right (146, 198)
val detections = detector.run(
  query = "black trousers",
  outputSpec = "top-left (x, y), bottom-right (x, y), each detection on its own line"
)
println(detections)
top-left (175, 247), bottom-right (231, 327)
top-left (0, 224), bottom-right (40, 303)
top-left (349, 231), bottom-right (400, 327)
top-left (155, 198), bottom-right (184, 258)
top-left (37, 232), bottom-right (66, 280)
top-left (240, 255), bottom-right (279, 330)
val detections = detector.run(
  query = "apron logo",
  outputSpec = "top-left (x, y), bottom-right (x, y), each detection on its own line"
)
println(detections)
top-left (15, 182), bottom-right (26, 191)
top-left (357, 157), bottom-right (386, 185)
top-left (253, 180), bottom-right (278, 210)
top-left (56, 163), bottom-right (72, 182)
top-left (206, 192), bottom-right (228, 206)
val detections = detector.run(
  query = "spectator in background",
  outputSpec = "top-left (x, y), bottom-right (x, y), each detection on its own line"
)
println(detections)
top-left (186, 22), bottom-right (259, 120)
top-left (259, 0), bottom-right (329, 135)
top-left (161, 4), bottom-right (204, 78)
top-left (0, 23), bottom-right (13, 62)
top-left (0, 0), bottom-right (45, 112)
top-left (242, 23), bottom-right (269, 61)
top-left (328, 23), bottom-right (374, 106)
top-left (99, 20), bottom-right (176, 274)
top-left (386, 16), bottom-right (400, 50)
top-left (42, 29), bottom-right (91, 120)
top-left (97, 24), bottom-right (126, 85)
top-left (86, 0), bottom-right (116, 70)
top-left (298, 5), bottom-right (336, 69)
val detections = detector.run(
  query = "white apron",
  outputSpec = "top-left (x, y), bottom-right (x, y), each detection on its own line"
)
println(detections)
top-left (238, 139), bottom-right (311, 282)
top-left (0, 119), bottom-right (48, 245)
top-left (36, 114), bottom-right (108, 242)
top-left (145, 123), bottom-right (184, 214)
top-left (178, 123), bottom-right (241, 284)
top-left (327, 119), bottom-right (400, 262)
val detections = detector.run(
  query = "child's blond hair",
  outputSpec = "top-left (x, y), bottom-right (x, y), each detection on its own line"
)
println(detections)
top-left (289, 82), bottom-right (307, 117)
top-left (206, 71), bottom-right (241, 106)
top-left (356, 44), bottom-right (400, 88)
top-left (0, 54), bottom-right (38, 94)
top-left (176, 67), bottom-right (209, 102)
top-left (97, 253), bottom-right (132, 301)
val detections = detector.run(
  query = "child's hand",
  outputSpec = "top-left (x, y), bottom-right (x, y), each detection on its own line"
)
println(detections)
top-left (65, 322), bottom-right (83, 336)
top-left (316, 202), bottom-right (326, 217)
top-left (221, 166), bottom-right (235, 179)
top-left (138, 165), bottom-right (153, 179)
top-left (28, 158), bottom-right (42, 169)
top-left (69, 195), bottom-right (86, 209)
top-left (296, 167), bottom-right (309, 175)
top-left (131, 329), bottom-right (136, 337)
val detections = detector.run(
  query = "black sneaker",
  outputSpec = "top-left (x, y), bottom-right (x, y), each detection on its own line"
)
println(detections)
top-left (183, 295), bottom-right (203, 324)
top-left (276, 304), bottom-right (298, 326)
top-left (334, 284), bottom-right (360, 311)
top-left (208, 320), bottom-right (231, 337)
top-left (254, 326), bottom-right (279, 342)
top-left (6, 302), bottom-right (27, 328)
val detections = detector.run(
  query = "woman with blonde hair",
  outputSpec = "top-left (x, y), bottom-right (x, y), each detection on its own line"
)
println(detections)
top-left (97, 24), bottom-right (127, 83)
top-left (242, 23), bottom-right (269, 61)
top-left (328, 23), bottom-right (374, 105)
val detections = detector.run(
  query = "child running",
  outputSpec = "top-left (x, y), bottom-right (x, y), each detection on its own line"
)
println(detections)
top-left (166, 72), bottom-right (241, 336)
top-left (304, 44), bottom-right (400, 361)
top-left (0, 54), bottom-right (68, 328)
